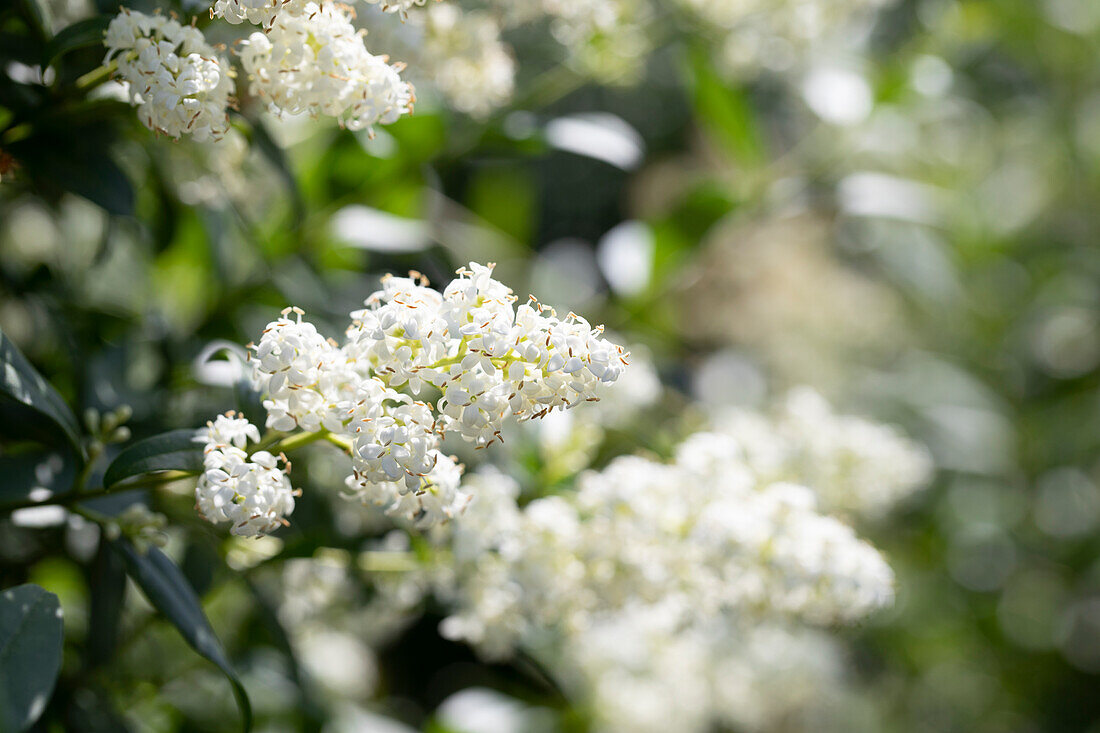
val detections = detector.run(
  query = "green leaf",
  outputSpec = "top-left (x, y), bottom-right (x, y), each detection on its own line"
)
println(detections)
top-left (0, 450), bottom-right (76, 506)
top-left (85, 536), bottom-right (126, 669)
top-left (111, 541), bottom-right (252, 732)
top-left (102, 429), bottom-right (204, 490)
top-left (0, 327), bottom-right (82, 459)
top-left (245, 116), bottom-right (305, 224)
top-left (42, 16), bottom-right (110, 67)
top-left (12, 142), bottom-right (135, 216)
top-left (685, 45), bottom-right (765, 166)
top-left (17, 0), bottom-right (53, 42)
top-left (0, 584), bottom-right (64, 732)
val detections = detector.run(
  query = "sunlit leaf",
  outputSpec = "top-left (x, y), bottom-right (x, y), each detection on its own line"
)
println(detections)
top-left (101, 429), bottom-right (203, 490)
top-left (0, 327), bottom-right (82, 459)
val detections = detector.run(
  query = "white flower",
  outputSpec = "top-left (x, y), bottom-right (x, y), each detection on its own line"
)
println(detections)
top-left (104, 8), bottom-right (233, 141)
top-left (362, 0), bottom-right (431, 17)
top-left (347, 393), bottom-right (440, 491)
top-left (347, 449), bottom-right (467, 527)
top-left (206, 262), bottom-right (622, 532)
top-left (196, 412), bottom-right (261, 449)
top-left (210, 0), bottom-right (309, 29)
top-left (417, 4), bottom-right (515, 118)
top-left (251, 306), bottom-right (358, 433)
top-left (712, 387), bottom-right (934, 516)
top-left (194, 414), bottom-right (297, 537)
top-left (238, 2), bottom-right (414, 133)
top-left (434, 429), bottom-right (895, 663)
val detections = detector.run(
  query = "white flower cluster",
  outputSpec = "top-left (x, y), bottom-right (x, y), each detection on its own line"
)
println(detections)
top-left (210, 0), bottom-right (309, 29)
top-left (492, 0), bottom-right (650, 81)
top-left (417, 4), bottom-right (515, 119)
top-left (103, 9), bottom-right (233, 141)
top-left (568, 609), bottom-right (845, 733)
top-left (712, 387), bottom-right (934, 517)
top-left (240, 263), bottom-right (625, 529)
top-left (434, 431), bottom-right (895, 662)
top-left (672, 0), bottom-right (888, 74)
top-left (193, 413), bottom-right (298, 536)
top-left (236, 2), bottom-right (414, 132)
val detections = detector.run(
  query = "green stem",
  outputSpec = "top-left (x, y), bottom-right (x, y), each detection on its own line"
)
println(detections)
top-left (0, 469), bottom-right (198, 514)
top-left (323, 432), bottom-right (352, 452)
top-left (249, 430), bottom-right (290, 454)
top-left (69, 503), bottom-right (114, 526)
top-left (72, 443), bottom-right (102, 493)
top-left (262, 429), bottom-right (328, 455)
top-left (76, 60), bottom-right (116, 91)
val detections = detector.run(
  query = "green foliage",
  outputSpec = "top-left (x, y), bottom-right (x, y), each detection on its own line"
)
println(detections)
top-left (0, 326), bottom-right (82, 459)
top-left (42, 15), bottom-right (111, 67)
top-left (0, 584), bottom-right (64, 733)
top-left (112, 541), bottom-right (252, 732)
top-left (102, 430), bottom-right (204, 490)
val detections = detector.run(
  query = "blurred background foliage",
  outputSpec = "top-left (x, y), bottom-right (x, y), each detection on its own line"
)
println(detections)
top-left (3, 0), bottom-right (1100, 730)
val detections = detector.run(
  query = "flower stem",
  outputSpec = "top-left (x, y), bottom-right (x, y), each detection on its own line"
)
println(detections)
top-left (0, 469), bottom-right (198, 514)
top-left (76, 60), bottom-right (117, 91)
top-left (263, 429), bottom-right (329, 455)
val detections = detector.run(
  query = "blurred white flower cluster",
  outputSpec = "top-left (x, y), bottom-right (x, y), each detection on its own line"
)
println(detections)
top-left (194, 413), bottom-right (298, 536)
top-left (480, 0), bottom-right (886, 81)
top-left (416, 4), bottom-right (515, 119)
top-left (713, 387), bottom-right (934, 517)
top-left (499, 0), bottom-right (651, 81)
top-left (423, 388), bottom-right (931, 731)
top-left (103, 9), bottom-right (233, 141)
top-left (195, 263), bottom-right (626, 535)
top-left (102, 0), bottom-right (891, 142)
top-left (674, 0), bottom-right (889, 74)
top-left (234, 1), bottom-right (414, 132)
top-left (436, 440), bottom-right (894, 660)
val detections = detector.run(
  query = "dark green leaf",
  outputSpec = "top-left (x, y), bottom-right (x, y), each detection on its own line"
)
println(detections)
top-left (0, 450), bottom-right (76, 506)
top-left (16, 0), bottom-right (52, 43)
top-left (85, 536), bottom-right (126, 669)
top-left (102, 429), bottom-right (203, 490)
top-left (0, 327), bottom-right (82, 459)
top-left (111, 541), bottom-right (252, 732)
top-left (43, 16), bottom-right (110, 67)
top-left (0, 584), bottom-right (64, 732)
top-left (12, 142), bottom-right (135, 216)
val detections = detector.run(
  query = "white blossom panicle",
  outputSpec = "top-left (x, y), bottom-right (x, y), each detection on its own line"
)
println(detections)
top-left (712, 387), bottom-right (934, 516)
top-left (671, 0), bottom-right (888, 74)
top-left (568, 611), bottom-right (845, 733)
top-left (346, 263), bottom-right (629, 447)
top-left (344, 271), bottom-right (448, 392)
top-left (251, 306), bottom-right (358, 433)
top-left (433, 429), bottom-right (895, 665)
top-left (418, 4), bottom-right (515, 118)
top-left (210, 0), bottom-right (309, 29)
top-left (238, 2), bottom-right (414, 133)
top-left (346, 449), bottom-right (468, 527)
top-left (104, 8), bottom-right (233, 141)
top-left (194, 413), bottom-right (297, 537)
top-left (197, 263), bottom-right (622, 532)
top-left (490, 0), bottom-right (651, 81)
